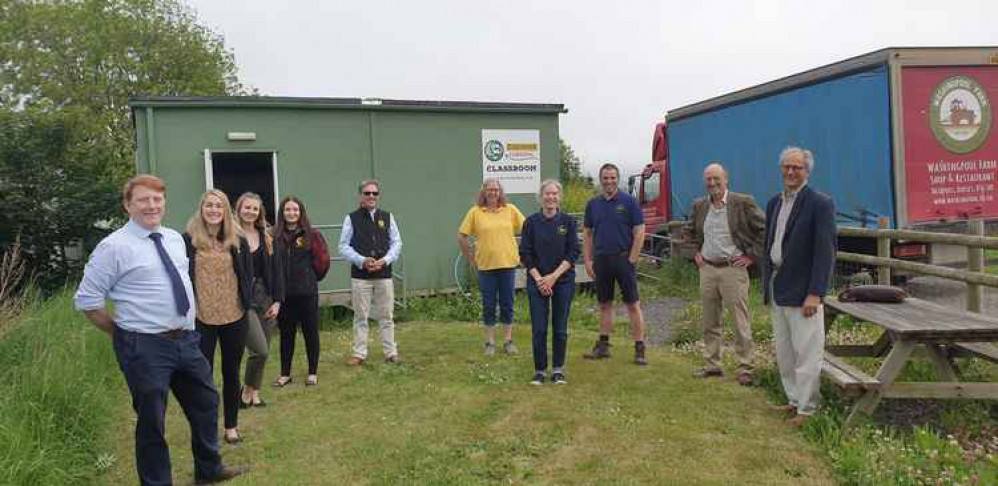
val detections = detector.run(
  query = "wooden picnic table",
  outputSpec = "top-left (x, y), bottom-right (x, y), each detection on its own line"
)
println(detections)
top-left (823, 296), bottom-right (998, 426)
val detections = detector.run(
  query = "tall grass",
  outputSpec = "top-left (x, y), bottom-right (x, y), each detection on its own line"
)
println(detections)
top-left (0, 291), bottom-right (124, 485)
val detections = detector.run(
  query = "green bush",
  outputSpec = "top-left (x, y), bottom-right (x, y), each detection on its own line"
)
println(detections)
top-left (0, 291), bottom-right (123, 485)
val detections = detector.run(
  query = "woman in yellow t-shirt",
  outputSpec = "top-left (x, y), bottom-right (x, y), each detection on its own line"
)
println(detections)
top-left (458, 178), bottom-right (526, 356)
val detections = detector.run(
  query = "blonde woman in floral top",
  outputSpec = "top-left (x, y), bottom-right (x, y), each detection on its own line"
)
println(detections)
top-left (184, 189), bottom-right (253, 445)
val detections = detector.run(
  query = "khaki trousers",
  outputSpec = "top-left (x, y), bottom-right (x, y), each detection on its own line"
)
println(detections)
top-left (699, 264), bottom-right (754, 373)
top-left (351, 278), bottom-right (398, 359)
top-left (770, 278), bottom-right (824, 414)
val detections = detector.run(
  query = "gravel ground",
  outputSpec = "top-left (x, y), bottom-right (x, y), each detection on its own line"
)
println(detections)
top-left (611, 297), bottom-right (690, 347)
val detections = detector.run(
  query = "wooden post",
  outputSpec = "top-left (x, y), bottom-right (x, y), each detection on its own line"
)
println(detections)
top-left (877, 217), bottom-right (891, 286)
top-left (967, 220), bottom-right (985, 313)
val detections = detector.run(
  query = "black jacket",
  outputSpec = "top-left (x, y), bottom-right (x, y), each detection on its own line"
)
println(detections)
top-left (251, 227), bottom-right (285, 303)
top-left (276, 227), bottom-right (329, 297)
top-left (762, 185), bottom-right (837, 306)
top-left (183, 233), bottom-right (254, 312)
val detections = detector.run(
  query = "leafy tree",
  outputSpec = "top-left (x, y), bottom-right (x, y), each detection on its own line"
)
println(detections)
top-left (0, 108), bottom-right (121, 291)
top-left (559, 138), bottom-right (584, 182)
top-left (0, 0), bottom-right (248, 177)
top-left (0, 0), bottom-right (248, 290)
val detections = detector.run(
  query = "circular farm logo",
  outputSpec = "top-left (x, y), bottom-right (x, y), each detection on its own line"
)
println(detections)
top-left (484, 139), bottom-right (504, 162)
top-left (929, 75), bottom-right (992, 154)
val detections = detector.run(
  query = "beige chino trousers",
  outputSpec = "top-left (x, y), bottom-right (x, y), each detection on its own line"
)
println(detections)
top-left (351, 278), bottom-right (398, 360)
top-left (699, 264), bottom-right (754, 373)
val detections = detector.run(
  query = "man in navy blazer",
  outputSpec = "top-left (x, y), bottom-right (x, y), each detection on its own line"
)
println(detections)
top-left (762, 146), bottom-right (836, 427)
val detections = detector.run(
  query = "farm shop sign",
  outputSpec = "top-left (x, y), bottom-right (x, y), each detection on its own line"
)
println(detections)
top-left (481, 129), bottom-right (540, 194)
top-left (902, 67), bottom-right (998, 222)
top-left (929, 75), bottom-right (993, 154)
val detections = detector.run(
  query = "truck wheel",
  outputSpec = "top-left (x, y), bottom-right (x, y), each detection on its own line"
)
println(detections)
top-left (653, 241), bottom-right (670, 267)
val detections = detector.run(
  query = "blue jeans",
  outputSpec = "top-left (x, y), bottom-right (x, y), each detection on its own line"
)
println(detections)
top-left (527, 279), bottom-right (575, 372)
top-left (113, 328), bottom-right (223, 486)
top-left (478, 268), bottom-right (516, 327)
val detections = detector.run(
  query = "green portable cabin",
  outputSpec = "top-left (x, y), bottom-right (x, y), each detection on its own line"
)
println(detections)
top-left (129, 96), bottom-right (565, 305)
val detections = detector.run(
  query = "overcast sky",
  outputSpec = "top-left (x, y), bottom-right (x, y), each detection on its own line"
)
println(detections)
top-left (186, 0), bottom-right (998, 177)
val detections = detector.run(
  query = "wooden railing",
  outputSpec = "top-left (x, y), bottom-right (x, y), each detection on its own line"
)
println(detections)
top-left (837, 220), bottom-right (995, 313)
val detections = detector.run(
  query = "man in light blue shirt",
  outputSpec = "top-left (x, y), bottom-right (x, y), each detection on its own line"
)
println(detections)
top-left (75, 175), bottom-right (246, 485)
top-left (338, 179), bottom-right (402, 365)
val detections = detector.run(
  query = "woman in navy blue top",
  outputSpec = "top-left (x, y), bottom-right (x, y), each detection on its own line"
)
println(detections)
top-left (519, 179), bottom-right (580, 385)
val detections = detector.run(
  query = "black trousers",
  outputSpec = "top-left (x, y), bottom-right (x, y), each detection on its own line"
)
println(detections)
top-left (279, 294), bottom-right (320, 376)
top-left (196, 317), bottom-right (248, 430)
top-left (113, 328), bottom-right (223, 486)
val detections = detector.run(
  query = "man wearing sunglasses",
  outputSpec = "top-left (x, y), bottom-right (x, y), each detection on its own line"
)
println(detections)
top-left (338, 180), bottom-right (403, 365)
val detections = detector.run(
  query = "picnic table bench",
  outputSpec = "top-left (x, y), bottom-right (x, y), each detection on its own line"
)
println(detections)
top-left (822, 296), bottom-right (998, 426)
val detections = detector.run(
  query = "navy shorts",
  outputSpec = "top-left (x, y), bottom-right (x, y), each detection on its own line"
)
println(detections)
top-left (594, 253), bottom-right (639, 304)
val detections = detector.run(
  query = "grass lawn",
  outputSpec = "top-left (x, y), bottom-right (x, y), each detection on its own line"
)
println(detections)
top-left (99, 321), bottom-right (832, 485)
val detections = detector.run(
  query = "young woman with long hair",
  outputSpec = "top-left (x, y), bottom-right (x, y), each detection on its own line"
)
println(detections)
top-left (184, 189), bottom-right (253, 444)
top-left (233, 193), bottom-right (284, 408)
top-left (273, 196), bottom-right (329, 387)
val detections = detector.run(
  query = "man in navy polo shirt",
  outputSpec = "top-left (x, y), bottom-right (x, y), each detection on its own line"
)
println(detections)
top-left (582, 163), bottom-right (648, 365)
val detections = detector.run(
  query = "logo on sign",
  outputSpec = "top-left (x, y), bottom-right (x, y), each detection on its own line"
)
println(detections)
top-left (930, 75), bottom-right (992, 154)
top-left (484, 139), bottom-right (504, 162)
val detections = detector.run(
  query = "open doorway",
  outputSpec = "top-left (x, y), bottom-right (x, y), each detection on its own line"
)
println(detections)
top-left (207, 151), bottom-right (278, 225)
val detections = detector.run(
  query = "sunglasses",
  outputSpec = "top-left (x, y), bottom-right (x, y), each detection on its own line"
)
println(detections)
top-left (363, 191), bottom-right (380, 196)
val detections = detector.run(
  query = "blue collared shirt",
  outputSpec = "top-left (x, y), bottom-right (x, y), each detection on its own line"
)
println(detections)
top-left (74, 219), bottom-right (197, 333)
top-left (583, 190), bottom-right (644, 255)
top-left (337, 210), bottom-right (403, 269)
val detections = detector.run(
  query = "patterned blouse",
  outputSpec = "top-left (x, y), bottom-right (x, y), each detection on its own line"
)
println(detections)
top-left (195, 242), bottom-right (244, 325)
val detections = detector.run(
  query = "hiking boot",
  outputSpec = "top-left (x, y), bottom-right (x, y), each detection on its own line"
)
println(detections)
top-left (634, 342), bottom-right (648, 366)
top-left (551, 372), bottom-right (567, 385)
top-left (530, 372), bottom-right (545, 385)
top-left (692, 367), bottom-right (724, 378)
top-left (583, 340), bottom-right (611, 360)
top-left (504, 340), bottom-right (519, 355)
top-left (484, 342), bottom-right (496, 356)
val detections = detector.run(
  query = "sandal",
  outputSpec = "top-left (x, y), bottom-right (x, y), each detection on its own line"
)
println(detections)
top-left (239, 387), bottom-right (253, 409)
top-left (272, 376), bottom-right (292, 388)
top-left (305, 375), bottom-right (318, 386)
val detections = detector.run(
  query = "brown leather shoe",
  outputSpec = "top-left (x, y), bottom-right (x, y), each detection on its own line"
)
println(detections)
top-left (384, 355), bottom-right (400, 364)
top-left (346, 356), bottom-right (364, 366)
top-left (195, 465), bottom-right (249, 484)
top-left (583, 340), bottom-right (611, 360)
top-left (787, 414), bottom-right (810, 427)
top-left (768, 403), bottom-right (797, 415)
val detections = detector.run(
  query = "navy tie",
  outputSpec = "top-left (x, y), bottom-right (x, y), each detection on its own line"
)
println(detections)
top-left (148, 232), bottom-right (191, 316)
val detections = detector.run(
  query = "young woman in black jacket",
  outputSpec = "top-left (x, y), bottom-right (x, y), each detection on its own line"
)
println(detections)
top-left (184, 189), bottom-right (253, 444)
top-left (234, 192), bottom-right (284, 408)
top-left (273, 196), bottom-right (330, 388)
